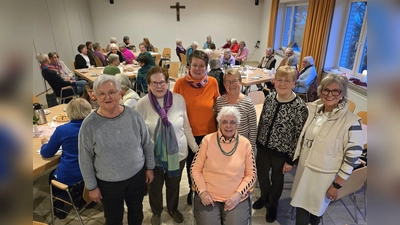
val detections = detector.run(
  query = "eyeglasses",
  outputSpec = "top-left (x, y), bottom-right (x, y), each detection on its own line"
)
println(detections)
top-left (225, 79), bottom-right (239, 86)
top-left (97, 91), bottom-right (118, 99)
top-left (321, 89), bottom-right (342, 96)
top-left (221, 120), bottom-right (237, 126)
top-left (150, 81), bottom-right (167, 87)
top-left (191, 64), bottom-right (206, 69)
top-left (274, 79), bottom-right (293, 84)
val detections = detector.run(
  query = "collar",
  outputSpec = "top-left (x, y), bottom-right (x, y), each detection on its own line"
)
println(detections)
top-left (217, 129), bottom-right (237, 144)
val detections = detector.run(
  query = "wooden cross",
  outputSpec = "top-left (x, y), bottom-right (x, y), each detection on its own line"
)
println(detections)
top-left (170, 2), bottom-right (186, 22)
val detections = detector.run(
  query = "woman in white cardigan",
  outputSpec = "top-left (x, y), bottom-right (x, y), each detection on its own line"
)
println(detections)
top-left (136, 66), bottom-right (198, 225)
top-left (114, 74), bottom-right (140, 109)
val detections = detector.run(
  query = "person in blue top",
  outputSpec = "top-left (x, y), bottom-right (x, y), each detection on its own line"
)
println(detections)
top-left (40, 98), bottom-right (92, 219)
top-left (294, 56), bottom-right (317, 94)
top-left (136, 55), bottom-right (153, 93)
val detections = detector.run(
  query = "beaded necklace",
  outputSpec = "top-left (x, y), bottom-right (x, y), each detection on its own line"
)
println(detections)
top-left (216, 132), bottom-right (239, 156)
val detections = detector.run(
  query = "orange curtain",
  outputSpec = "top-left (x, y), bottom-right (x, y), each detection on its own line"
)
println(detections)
top-left (267, 0), bottom-right (279, 48)
top-left (300, 0), bottom-right (335, 82)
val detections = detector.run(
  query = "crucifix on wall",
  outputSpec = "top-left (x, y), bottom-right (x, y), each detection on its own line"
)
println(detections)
top-left (170, 2), bottom-right (186, 22)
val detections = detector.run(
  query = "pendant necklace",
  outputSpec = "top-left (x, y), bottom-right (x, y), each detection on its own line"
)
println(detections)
top-left (216, 132), bottom-right (239, 156)
top-left (108, 121), bottom-right (121, 134)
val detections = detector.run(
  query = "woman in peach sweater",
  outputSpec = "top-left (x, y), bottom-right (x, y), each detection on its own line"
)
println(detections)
top-left (191, 106), bottom-right (256, 225)
top-left (173, 50), bottom-right (220, 205)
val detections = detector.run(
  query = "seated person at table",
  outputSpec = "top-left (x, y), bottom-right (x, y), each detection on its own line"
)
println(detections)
top-left (230, 38), bottom-right (239, 55)
top-left (81, 81), bottom-right (99, 109)
top-left (256, 47), bottom-right (276, 90)
top-left (92, 42), bottom-right (107, 66)
top-left (277, 47), bottom-right (294, 69)
top-left (115, 74), bottom-right (140, 109)
top-left (294, 56), bottom-right (317, 93)
top-left (75, 44), bottom-right (95, 69)
top-left (137, 42), bottom-right (156, 66)
top-left (203, 35), bottom-right (215, 49)
top-left (143, 37), bottom-right (155, 52)
top-left (209, 43), bottom-right (220, 59)
top-left (136, 55), bottom-right (152, 93)
top-left (208, 58), bottom-right (226, 95)
top-left (286, 55), bottom-right (299, 78)
top-left (234, 41), bottom-right (248, 65)
top-left (48, 52), bottom-right (74, 79)
top-left (37, 53), bottom-right (84, 100)
top-left (221, 38), bottom-right (231, 49)
top-left (119, 43), bottom-right (136, 64)
top-left (176, 38), bottom-right (186, 62)
top-left (220, 49), bottom-right (235, 67)
top-left (106, 37), bottom-right (118, 52)
top-left (103, 54), bottom-right (121, 75)
top-left (123, 36), bottom-right (135, 50)
top-left (40, 98), bottom-right (92, 219)
top-left (107, 43), bottom-right (126, 65)
top-left (185, 41), bottom-right (198, 65)
top-left (86, 41), bottom-right (95, 64)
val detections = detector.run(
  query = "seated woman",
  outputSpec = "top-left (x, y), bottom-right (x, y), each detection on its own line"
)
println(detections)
top-left (106, 37), bottom-right (117, 52)
top-left (220, 49), bottom-right (235, 67)
top-left (86, 41), bottom-right (95, 64)
top-left (230, 38), bottom-right (239, 55)
top-left (191, 106), bottom-right (256, 225)
top-left (36, 53), bottom-right (84, 99)
top-left (256, 47), bottom-right (276, 91)
top-left (185, 41), bottom-right (198, 65)
top-left (92, 42), bottom-right (107, 66)
top-left (40, 98), bottom-right (92, 219)
top-left (48, 52), bottom-right (73, 79)
top-left (294, 56), bottom-right (317, 94)
top-left (209, 43), bottom-right (220, 59)
top-left (208, 58), bottom-right (226, 95)
top-left (286, 55), bottom-right (300, 79)
top-left (119, 43), bottom-right (136, 64)
top-left (75, 44), bottom-right (94, 69)
top-left (103, 54), bottom-right (121, 75)
top-left (136, 55), bottom-right (152, 93)
top-left (107, 43), bottom-right (126, 64)
top-left (203, 35), bottom-right (215, 49)
top-left (221, 38), bottom-right (231, 49)
top-left (81, 81), bottom-right (99, 109)
top-left (234, 41), bottom-right (249, 65)
top-left (137, 43), bottom-right (156, 66)
top-left (143, 37), bottom-right (155, 52)
top-left (175, 38), bottom-right (186, 62)
top-left (115, 74), bottom-right (140, 109)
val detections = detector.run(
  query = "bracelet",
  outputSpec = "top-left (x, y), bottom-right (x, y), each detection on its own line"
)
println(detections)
top-left (332, 181), bottom-right (342, 189)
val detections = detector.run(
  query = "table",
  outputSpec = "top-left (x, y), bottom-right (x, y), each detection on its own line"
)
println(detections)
top-left (133, 51), bottom-right (160, 58)
top-left (74, 65), bottom-right (139, 82)
top-left (240, 68), bottom-right (274, 94)
top-left (32, 104), bottom-right (67, 177)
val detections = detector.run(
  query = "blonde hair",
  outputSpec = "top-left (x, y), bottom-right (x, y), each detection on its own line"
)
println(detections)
top-left (275, 65), bottom-right (297, 82)
top-left (66, 98), bottom-right (92, 120)
top-left (224, 68), bottom-right (242, 82)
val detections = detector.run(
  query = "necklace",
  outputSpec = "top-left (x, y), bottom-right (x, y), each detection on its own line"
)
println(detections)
top-left (216, 132), bottom-right (239, 156)
top-left (108, 121), bottom-right (121, 134)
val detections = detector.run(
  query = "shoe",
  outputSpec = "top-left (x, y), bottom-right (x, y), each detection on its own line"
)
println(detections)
top-left (54, 209), bottom-right (67, 219)
top-left (266, 207), bottom-right (277, 223)
top-left (187, 190), bottom-right (193, 205)
top-left (252, 198), bottom-right (267, 209)
top-left (168, 210), bottom-right (184, 223)
top-left (151, 214), bottom-right (161, 225)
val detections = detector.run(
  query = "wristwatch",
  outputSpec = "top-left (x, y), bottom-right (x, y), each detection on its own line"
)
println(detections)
top-left (332, 182), bottom-right (342, 189)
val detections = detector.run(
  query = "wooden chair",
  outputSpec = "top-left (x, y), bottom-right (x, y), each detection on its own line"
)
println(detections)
top-left (94, 56), bottom-right (103, 67)
top-left (72, 61), bottom-right (76, 70)
top-left (348, 99), bottom-right (356, 113)
top-left (179, 53), bottom-right (188, 73)
top-left (59, 86), bottom-right (77, 104)
top-left (33, 221), bottom-right (48, 225)
top-left (33, 94), bottom-right (39, 104)
top-left (153, 47), bottom-right (158, 53)
top-left (248, 91), bottom-right (265, 105)
top-left (168, 62), bottom-right (180, 83)
top-left (155, 54), bottom-right (161, 66)
top-left (357, 111), bottom-right (367, 125)
top-left (162, 48), bottom-right (171, 59)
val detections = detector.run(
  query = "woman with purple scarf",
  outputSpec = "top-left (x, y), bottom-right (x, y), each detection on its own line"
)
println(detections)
top-left (136, 66), bottom-right (198, 225)
top-left (175, 39), bottom-right (186, 62)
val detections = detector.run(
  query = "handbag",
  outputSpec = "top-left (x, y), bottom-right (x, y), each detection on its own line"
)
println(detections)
top-left (43, 79), bottom-right (59, 107)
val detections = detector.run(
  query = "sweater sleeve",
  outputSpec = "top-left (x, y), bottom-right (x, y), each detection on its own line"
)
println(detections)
top-left (297, 66), bottom-right (317, 87)
top-left (137, 113), bottom-right (155, 170)
top-left (191, 137), bottom-right (209, 194)
top-left (338, 120), bottom-right (364, 180)
top-left (40, 127), bottom-right (62, 158)
top-left (246, 100), bottom-right (258, 153)
top-left (235, 141), bottom-right (257, 196)
top-left (286, 103), bottom-right (309, 165)
top-left (78, 122), bottom-right (98, 190)
top-left (75, 54), bottom-right (88, 69)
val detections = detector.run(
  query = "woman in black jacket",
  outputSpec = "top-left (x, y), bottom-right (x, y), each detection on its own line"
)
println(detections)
top-left (75, 44), bottom-right (94, 69)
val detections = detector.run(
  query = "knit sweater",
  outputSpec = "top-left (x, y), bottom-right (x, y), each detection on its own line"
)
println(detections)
top-left (173, 76), bottom-right (220, 136)
top-left (103, 66), bottom-right (121, 75)
top-left (191, 131), bottom-right (256, 202)
top-left (137, 52), bottom-right (156, 66)
top-left (78, 106), bottom-right (155, 190)
top-left (256, 92), bottom-right (308, 165)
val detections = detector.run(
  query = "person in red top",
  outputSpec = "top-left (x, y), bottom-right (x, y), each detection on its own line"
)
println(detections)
top-left (173, 50), bottom-right (220, 205)
top-left (230, 38), bottom-right (240, 56)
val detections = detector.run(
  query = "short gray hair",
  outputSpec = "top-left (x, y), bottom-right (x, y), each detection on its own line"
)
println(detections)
top-left (318, 74), bottom-right (349, 102)
top-left (192, 41), bottom-right (198, 47)
top-left (118, 43), bottom-right (126, 49)
top-left (226, 37), bottom-right (231, 42)
top-left (107, 53), bottom-right (119, 64)
top-left (303, 56), bottom-right (314, 65)
top-left (223, 48), bottom-right (232, 55)
top-left (231, 38), bottom-right (237, 44)
top-left (93, 75), bottom-right (122, 95)
top-left (36, 53), bottom-right (48, 64)
top-left (115, 74), bottom-right (132, 90)
top-left (210, 58), bottom-right (222, 69)
top-left (204, 49), bottom-right (212, 56)
top-left (109, 43), bottom-right (119, 51)
top-left (110, 37), bottom-right (117, 43)
top-left (217, 106), bottom-right (241, 125)
top-left (285, 47), bottom-right (294, 54)
top-left (93, 42), bottom-right (101, 50)
top-left (207, 35), bottom-right (212, 39)
top-left (286, 56), bottom-right (298, 67)
top-left (266, 47), bottom-right (274, 54)
top-left (66, 98), bottom-right (92, 120)
top-left (176, 38), bottom-right (182, 44)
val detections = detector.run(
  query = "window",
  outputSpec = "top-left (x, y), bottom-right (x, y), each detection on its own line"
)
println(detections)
top-left (281, 4), bottom-right (308, 52)
top-left (339, 1), bottom-right (367, 76)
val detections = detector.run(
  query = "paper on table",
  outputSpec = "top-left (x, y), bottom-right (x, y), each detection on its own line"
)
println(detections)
top-left (32, 125), bottom-right (56, 138)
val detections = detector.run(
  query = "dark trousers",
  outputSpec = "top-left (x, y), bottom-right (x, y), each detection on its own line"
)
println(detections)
top-left (97, 166), bottom-right (146, 225)
top-left (256, 148), bottom-right (286, 208)
top-left (296, 207), bottom-right (321, 225)
top-left (186, 136), bottom-right (205, 189)
top-left (149, 160), bottom-right (186, 215)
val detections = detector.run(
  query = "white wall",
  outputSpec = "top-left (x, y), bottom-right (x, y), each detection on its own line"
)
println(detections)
top-left (33, 0), bottom-right (94, 95)
top-left (88, 0), bottom-right (265, 62)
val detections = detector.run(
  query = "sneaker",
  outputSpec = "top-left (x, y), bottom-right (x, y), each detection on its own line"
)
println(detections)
top-left (266, 207), bottom-right (277, 223)
top-left (151, 214), bottom-right (161, 225)
top-left (252, 198), bottom-right (267, 209)
top-left (187, 190), bottom-right (193, 205)
top-left (168, 210), bottom-right (184, 223)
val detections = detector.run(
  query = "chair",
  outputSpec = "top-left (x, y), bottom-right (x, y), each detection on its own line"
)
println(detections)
top-left (133, 81), bottom-right (146, 97)
top-left (94, 56), bottom-right (103, 67)
top-left (357, 111), bottom-right (367, 125)
top-left (295, 77), bottom-right (318, 103)
top-left (155, 54), bottom-right (161, 66)
top-left (168, 62), bottom-right (180, 83)
top-left (50, 180), bottom-right (92, 225)
top-left (59, 86), bottom-right (77, 104)
top-left (153, 47), bottom-right (159, 53)
top-left (72, 61), bottom-right (76, 70)
top-left (248, 91), bottom-right (265, 105)
top-left (348, 99), bottom-right (356, 113)
top-left (179, 53), bottom-right (188, 74)
top-left (33, 221), bottom-right (48, 225)
top-left (33, 94), bottom-right (39, 104)
top-left (162, 48), bottom-right (171, 59)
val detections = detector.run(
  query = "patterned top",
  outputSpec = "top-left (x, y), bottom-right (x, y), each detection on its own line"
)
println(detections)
top-left (256, 92), bottom-right (308, 164)
top-left (214, 95), bottom-right (257, 152)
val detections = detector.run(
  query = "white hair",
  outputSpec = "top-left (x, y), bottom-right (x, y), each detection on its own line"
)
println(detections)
top-left (204, 49), bottom-right (212, 56)
top-left (109, 43), bottom-right (119, 51)
top-left (110, 37), bottom-right (117, 43)
top-left (303, 56), bottom-right (314, 65)
top-left (115, 74), bottom-right (132, 90)
top-left (93, 75), bottom-right (121, 95)
top-left (231, 38), bottom-right (237, 44)
top-left (217, 106), bottom-right (241, 125)
top-left (176, 38), bottom-right (182, 44)
top-left (192, 41), bottom-right (198, 47)
top-left (36, 53), bottom-right (48, 64)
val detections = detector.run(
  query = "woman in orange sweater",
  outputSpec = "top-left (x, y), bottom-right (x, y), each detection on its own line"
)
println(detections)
top-left (173, 50), bottom-right (220, 205)
top-left (191, 106), bottom-right (256, 225)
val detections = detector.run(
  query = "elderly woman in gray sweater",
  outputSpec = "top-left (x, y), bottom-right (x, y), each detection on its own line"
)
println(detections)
top-left (78, 75), bottom-right (155, 225)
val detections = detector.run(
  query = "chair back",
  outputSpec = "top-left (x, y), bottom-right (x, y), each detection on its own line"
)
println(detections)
top-left (337, 166), bottom-right (367, 199)
top-left (348, 99), bottom-right (356, 113)
top-left (94, 56), bottom-right (103, 67)
top-left (180, 53), bottom-right (187, 66)
top-left (72, 61), bottom-right (76, 70)
top-left (168, 62), bottom-right (180, 82)
top-left (306, 77), bottom-right (319, 102)
top-left (155, 54), bottom-right (161, 66)
top-left (162, 48), bottom-right (171, 59)
top-left (154, 47), bottom-right (159, 53)
top-left (248, 91), bottom-right (265, 105)
top-left (357, 111), bottom-right (367, 125)
top-left (101, 48), bottom-right (106, 54)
